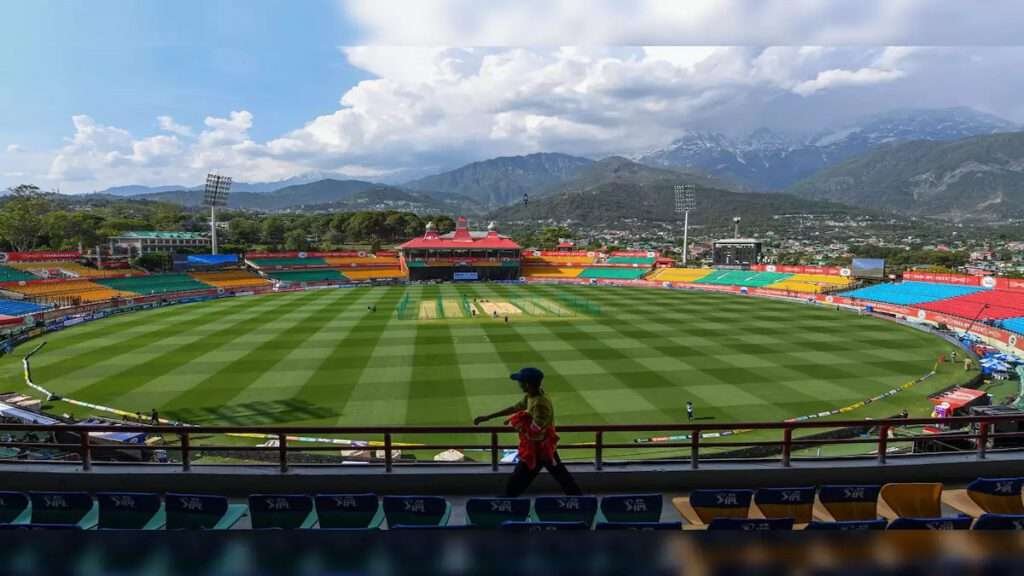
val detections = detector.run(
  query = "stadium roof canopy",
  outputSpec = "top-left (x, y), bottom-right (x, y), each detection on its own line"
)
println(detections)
top-left (399, 217), bottom-right (520, 250)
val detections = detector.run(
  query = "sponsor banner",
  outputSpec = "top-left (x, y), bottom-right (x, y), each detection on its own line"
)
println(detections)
top-left (609, 250), bottom-right (653, 257)
top-left (994, 277), bottom-right (1024, 293)
top-left (0, 251), bottom-right (81, 263)
top-left (903, 271), bottom-right (983, 286)
top-left (751, 264), bottom-right (845, 276)
top-left (245, 251), bottom-right (392, 259)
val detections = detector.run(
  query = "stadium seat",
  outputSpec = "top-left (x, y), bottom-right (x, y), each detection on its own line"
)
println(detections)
top-left (165, 493), bottom-right (248, 530)
top-left (814, 485), bottom-right (881, 521)
top-left (520, 266), bottom-right (585, 279)
top-left (942, 477), bottom-right (1024, 518)
top-left (973, 513), bottom-right (1024, 530)
top-left (804, 519), bottom-right (887, 531)
top-left (646, 268), bottom-right (713, 283)
top-left (694, 270), bottom-right (794, 288)
top-left (96, 274), bottom-right (213, 296)
top-left (0, 299), bottom-right (48, 316)
top-left (921, 290), bottom-right (1024, 321)
top-left (28, 492), bottom-right (98, 528)
top-left (248, 494), bottom-right (316, 529)
top-left (0, 265), bottom-right (40, 282)
top-left (1004, 317), bottom-right (1024, 335)
top-left (314, 494), bottom-right (383, 529)
top-left (578, 267), bottom-right (649, 280)
top-left (0, 491), bottom-right (30, 524)
top-left (10, 280), bottom-right (132, 303)
top-left (499, 521), bottom-right (590, 532)
top-left (248, 257), bottom-right (329, 268)
top-left (842, 282), bottom-right (986, 307)
top-left (465, 497), bottom-right (531, 528)
top-left (706, 517), bottom-right (794, 531)
top-left (533, 496), bottom-right (598, 527)
top-left (594, 521), bottom-right (682, 531)
top-left (0, 523), bottom-right (82, 531)
top-left (340, 268), bottom-right (405, 281)
top-left (599, 494), bottom-right (663, 523)
top-left (96, 492), bottom-right (165, 530)
top-left (267, 269), bottom-right (347, 283)
top-left (878, 483), bottom-right (943, 521)
top-left (887, 516), bottom-right (972, 530)
top-left (605, 256), bottom-right (655, 265)
top-left (382, 496), bottom-right (450, 527)
top-left (768, 274), bottom-right (853, 294)
top-left (672, 489), bottom-right (753, 527)
top-left (753, 487), bottom-right (815, 524)
top-left (190, 270), bottom-right (271, 290)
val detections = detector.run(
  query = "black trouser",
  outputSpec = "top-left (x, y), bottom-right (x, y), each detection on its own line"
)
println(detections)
top-left (505, 451), bottom-right (582, 497)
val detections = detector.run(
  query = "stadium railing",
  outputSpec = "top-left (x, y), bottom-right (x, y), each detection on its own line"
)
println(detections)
top-left (1, 413), bottom-right (1023, 473)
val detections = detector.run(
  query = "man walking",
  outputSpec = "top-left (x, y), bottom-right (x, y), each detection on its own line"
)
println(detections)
top-left (474, 367), bottom-right (582, 497)
top-left (686, 400), bottom-right (694, 423)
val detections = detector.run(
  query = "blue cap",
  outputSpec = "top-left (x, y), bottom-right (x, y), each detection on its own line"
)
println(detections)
top-left (510, 367), bottom-right (544, 384)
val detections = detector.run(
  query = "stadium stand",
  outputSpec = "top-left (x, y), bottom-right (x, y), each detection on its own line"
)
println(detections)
top-left (1004, 318), bottom-right (1024, 335)
top-left (0, 265), bottom-right (39, 283)
top-left (339, 268), bottom-right (405, 281)
top-left (813, 485), bottom-right (881, 522)
top-left (942, 477), bottom-right (1024, 518)
top-left (190, 270), bottom-right (271, 290)
top-left (579, 267), bottom-right (650, 280)
top-left (165, 493), bottom-right (247, 530)
top-left (267, 269), bottom-right (347, 283)
top-left (605, 256), bottom-right (655, 265)
top-left (7, 261), bottom-right (126, 279)
top-left (96, 492), bottom-right (166, 530)
top-left (521, 253), bottom-right (597, 266)
top-left (248, 494), bottom-right (317, 529)
top-left (95, 274), bottom-right (213, 296)
top-left (314, 494), bottom-right (385, 529)
top-left (248, 257), bottom-right (328, 268)
top-left (767, 273), bottom-right (854, 294)
top-left (0, 299), bottom-right (49, 315)
top-left (920, 289), bottom-right (1024, 321)
top-left (646, 268), bottom-right (713, 283)
top-left (520, 266), bottom-right (585, 279)
top-left (842, 281), bottom-right (987, 306)
top-left (324, 255), bottom-right (400, 267)
top-left (693, 270), bottom-right (793, 287)
top-left (877, 483), bottom-right (943, 521)
top-left (753, 487), bottom-right (815, 524)
top-left (10, 280), bottom-right (133, 304)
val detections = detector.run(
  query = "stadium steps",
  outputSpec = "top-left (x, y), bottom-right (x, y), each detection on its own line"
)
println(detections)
top-left (95, 274), bottom-right (214, 296)
top-left (248, 257), bottom-right (328, 269)
top-left (267, 269), bottom-right (347, 283)
top-left (767, 273), bottom-right (853, 294)
top-left (842, 281), bottom-right (988, 306)
top-left (693, 270), bottom-right (793, 287)
top-left (919, 289), bottom-right (1024, 321)
top-left (646, 268), bottom-right (713, 283)
top-left (579, 267), bottom-right (650, 280)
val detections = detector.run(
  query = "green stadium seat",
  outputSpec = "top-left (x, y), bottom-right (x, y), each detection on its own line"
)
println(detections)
top-left (95, 274), bottom-right (214, 296)
top-left (465, 497), bottom-right (531, 528)
top-left (249, 257), bottom-right (328, 268)
top-left (248, 494), bottom-right (316, 529)
top-left (165, 493), bottom-right (248, 530)
top-left (694, 270), bottom-right (794, 288)
top-left (579, 267), bottom-right (649, 280)
top-left (382, 496), bottom-right (450, 527)
top-left (0, 265), bottom-right (39, 283)
top-left (28, 492), bottom-right (98, 528)
top-left (268, 269), bottom-right (347, 283)
top-left (314, 494), bottom-right (383, 529)
top-left (0, 492), bottom-right (30, 524)
top-left (96, 492), bottom-right (165, 529)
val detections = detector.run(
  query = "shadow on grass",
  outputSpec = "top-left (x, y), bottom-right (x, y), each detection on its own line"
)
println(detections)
top-left (165, 399), bottom-right (337, 426)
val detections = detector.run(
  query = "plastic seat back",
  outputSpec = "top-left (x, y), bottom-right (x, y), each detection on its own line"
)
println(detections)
top-left (707, 517), bottom-right (794, 531)
top-left (966, 477), bottom-right (1024, 515)
top-left (888, 516), bottom-right (971, 530)
top-left (499, 521), bottom-right (589, 532)
top-left (973, 513), bottom-right (1024, 530)
top-left (165, 493), bottom-right (230, 530)
top-left (465, 498), bottom-right (530, 528)
top-left (754, 487), bottom-right (815, 523)
top-left (600, 494), bottom-right (662, 523)
top-left (688, 489), bottom-right (753, 523)
top-left (818, 485), bottom-right (881, 521)
top-left (29, 492), bottom-right (93, 525)
top-left (248, 494), bottom-right (314, 530)
top-left (880, 483), bottom-right (943, 518)
top-left (0, 492), bottom-right (29, 524)
top-left (382, 496), bottom-right (449, 527)
top-left (595, 521), bottom-right (681, 531)
top-left (534, 496), bottom-right (598, 526)
top-left (97, 492), bottom-right (162, 529)
top-left (805, 519), bottom-right (886, 531)
top-left (314, 494), bottom-right (380, 529)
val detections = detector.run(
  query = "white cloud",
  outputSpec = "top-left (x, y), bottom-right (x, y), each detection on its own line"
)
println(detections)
top-left (157, 116), bottom-right (193, 137)
top-left (793, 67), bottom-right (906, 96)
top-left (5, 144), bottom-right (23, 153)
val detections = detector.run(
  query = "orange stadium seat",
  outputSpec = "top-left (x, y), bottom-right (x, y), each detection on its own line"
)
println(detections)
top-left (767, 273), bottom-right (853, 294)
top-left (7, 261), bottom-right (128, 279)
top-left (190, 270), bottom-right (272, 290)
top-left (341, 268), bottom-right (406, 281)
top-left (878, 483), bottom-right (943, 521)
top-left (11, 280), bottom-right (134, 303)
top-left (520, 266), bottom-right (585, 279)
top-left (324, 256), bottom-right (400, 267)
top-left (647, 268), bottom-right (713, 283)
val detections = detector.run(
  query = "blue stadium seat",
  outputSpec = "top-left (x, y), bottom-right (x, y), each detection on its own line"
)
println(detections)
top-left (382, 496), bottom-right (450, 527)
top-left (754, 487), bottom-right (815, 524)
top-left (533, 496), bottom-right (598, 527)
top-left (595, 521), bottom-right (682, 531)
top-left (1003, 317), bottom-right (1024, 335)
top-left (248, 494), bottom-right (316, 529)
top-left (805, 519), bottom-right (887, 531)
top-left (599, 494), bottom-right (663, 523)
top-left (0, 299), bottom-right (47, 316)
top-left (499, 521), bottom-right (590, 532)
top-left (973, 514), bottom-right (1024, 530)
top-left (465, 497), bottom-right (530, 528)
top-left (707, 517), bottom-right (794, 531)
top-left (96, 492), bottom-right (165, 530)
top-left (0, 491), bottom-right (30, 525)
top-left (165, 493), bottom-right (248, 530)
top-left (887, 516), bottom-right (972, 530)
top-left (28, 491), bottom-right (98, 528)
top-left (815, 485), bottom-right (881, 521)
top-left (964, 477), bottom-right (1024, 515)
top-left (314, 494), bottom-right (383, 529)
top-left (843, 282), bottom-right (986, 306)
top-left (673, 489), bottom-right (753, 526)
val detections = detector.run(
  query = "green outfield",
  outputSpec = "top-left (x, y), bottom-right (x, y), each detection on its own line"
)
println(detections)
top-left (0, 284), bottom-right (970, 456)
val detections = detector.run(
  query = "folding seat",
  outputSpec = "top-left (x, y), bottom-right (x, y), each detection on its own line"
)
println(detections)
top-left (887, 516), bottom-right (971, 530)
top-left (28, 492), bottom-right (98, 528)
top-left (0, 492), bottom-right (30, 525)
top-left (753, 487), bottom-right (815, 524)
top-left (804, 519), bottom-right (886, 531)
top-left (814, 485), bottom-right (881, 521)
top-left (248, 494), bottom-right (316, 529)
top-left (943, 477), bottom-right (1024, 518)
top-left (499, 521), bottom-right (590, 531)
top-left (706, 517), bottom-right (794, 531)
top-left (878, 483), bottom-right (943, 521)
top-left (533, 496), bottom-right (598, 527)
top-left (165, 493), bottom-right (248, 530)
top-left (314, 494), bottom-right (383, 529)
top-left (594, 521), bottom-right (682, 531)
top-left (672, 489), bottom-right (753, 528)
top-left (382, 496), bottom-right (450, 527)
top-left (96, 492), bottom-right (165, 529)
top-left (972, 514), bottom-right (1024, 530)
top-left (599, 494), bottom-right (663, 524)
top-left (465, 497), bottom-right (530, 528)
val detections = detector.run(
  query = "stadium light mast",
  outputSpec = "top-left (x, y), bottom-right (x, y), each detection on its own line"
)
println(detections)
top-left (674, 184), bottom-right (696, 266)
top-left (732, 216), bottom-right (742, 239)
top-left (203, 173), bottom-right (232, 255)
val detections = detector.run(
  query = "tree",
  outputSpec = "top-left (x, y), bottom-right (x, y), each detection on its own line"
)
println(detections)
top-left (0, 185), bottom-right (53, 251)
top-left (135, 252), bottom-right (171, 272)
top-left (229, 217), bottom-right (261, 246)
top-left (434, 215), bottom-right (456, 235)
top-left (537, 226), bottom-right (573, 249)
top-left (284, 229), bottom-right (310, 251)
top-left (149, 203), bottom-right (185, 231)
top-left (261, 217), bottom-right (286, 247)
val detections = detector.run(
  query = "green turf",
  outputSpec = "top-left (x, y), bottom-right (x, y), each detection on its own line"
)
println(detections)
top-left (0, 284), bottom-right (970, 458)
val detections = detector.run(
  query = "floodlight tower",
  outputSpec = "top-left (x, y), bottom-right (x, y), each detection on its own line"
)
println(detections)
top-left (203, 173), bottom-right (232, 254)
top-left (732, 216), bottom-right (742, 239)
top-left (674, 184), bottom-right (696, 266)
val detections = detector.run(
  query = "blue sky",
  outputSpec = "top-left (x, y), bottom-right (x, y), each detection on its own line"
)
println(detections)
top-left (1, 1), bottom-right (1023, 192)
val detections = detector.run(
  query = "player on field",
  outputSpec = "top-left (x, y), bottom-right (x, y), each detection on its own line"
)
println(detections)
top-left (473, 367), bottom-right (581, 497)
top-left (686, 400), bottom-right (694, 422)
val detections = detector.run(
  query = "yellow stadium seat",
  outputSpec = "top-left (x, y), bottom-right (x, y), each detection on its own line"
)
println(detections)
top-left (324, 256), bottom-right (401, 267)
top-left (11, 280), bottom-right (133, 303)
top-left (7, 261), bottom-right (128, 279)
top-left (767, 274), bottom-right (853, 294)
top-left (878, 483), bottom-right (943, 520)
top-left (520, 266), bottom-right (585, 279)
top-left (190, 270), bottom-right (272, 290)
top-left (521, 254), bottom-right (596, 266)
top-left (342, 268), bottom-right (406, 281)
top-left (647, 268), bottom-right (713, 283)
